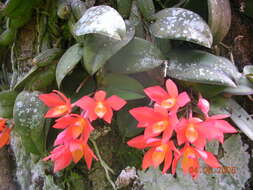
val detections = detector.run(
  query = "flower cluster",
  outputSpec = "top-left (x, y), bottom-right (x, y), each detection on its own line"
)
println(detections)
top-left (39, 90), bottom-right (126, 172)
top-left (127, 79), bottom-right (237, 178)
top-left (0, 118), bottom-right (11, 148)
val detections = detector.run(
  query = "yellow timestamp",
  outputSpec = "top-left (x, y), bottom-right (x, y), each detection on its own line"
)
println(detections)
top-left (189, 166), bottom-right (238, 175)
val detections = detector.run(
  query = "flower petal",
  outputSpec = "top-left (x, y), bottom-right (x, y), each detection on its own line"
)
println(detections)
top-left (102, 107), bottom-right (113, 123)
top-left (214, 120), bottom-right (237, 133)
top-left (84, 145), bottom-right (97, 169)
top-left (197, 97), bottom-right (210, 117)
top-left (142, 148), bottom-right (154, 170)
top-left (162, 150), bottom-right (172, 174)
top-left (69, 140), bottom-right (83, 163)
top-left (73, 96), bottom-right (95, 111)
top-left (39, 93), bottom-right (65, 107)
top-left (94, 90), bottom-right (106, 101)
top-left (130, 107), bottom-right (160, 126)
top-left (177, 92), bottom-right (190, 107)
top-left (166, 79), bottom-right (178, 98)
top-left (144, 86), bottom-right (168, 103)
top-left (106, 95), bottom-right (126, 111)
top-left (0, 128), bottom-right (10, 148)
top-left (127, 135), bottom-right (148, 149)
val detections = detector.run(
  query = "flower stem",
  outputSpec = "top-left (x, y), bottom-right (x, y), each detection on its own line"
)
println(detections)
top-left (90, 139), bottom-right (116, 190)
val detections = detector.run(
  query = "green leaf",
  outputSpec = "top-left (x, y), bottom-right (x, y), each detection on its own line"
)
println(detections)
top-left (223, 76), bottom-right (253, 95)
top-left (27, 65), bottom-right (56, 91)
top-left (209, 96), bottom-right (230, 115)
top-left (82, 21), bottom-right (135, 75)
top-left (192, 83), bottom-right (226, 98)
top-left (74, 5), bottom-right (126, 40)
top-left (0, 91), bottom-right (18, 118)
top-left (56, 43), bottom-right (83, 87)
top-left (117, 0), bottom-right (132, 18)
top-left (13, 91), bottom-right (48, 155)
top-left (150, 8), bottom-right (213, 48)
top-left (208, 0), bottom-right (231, 44)
top-left (61, 68), bottom-right (96, 102)
top-left (166, 50), bottom-right (240, 87)
top-left (228, 99), bottom-right (253, 141)
top-left (100, 73), bottom-right (145, 100)
top-left (117, 102), bottom-right (144, 138)
top-left (129, 0), bottom-right (145, 38)
top-left (14, 66), bottom-right (39, 91)
top-left (106, 37), bottom-right (164, 74)
top-left (243, 65), bottom-right (253, 83)
top-left (137, 0), bottom-right (155, 21)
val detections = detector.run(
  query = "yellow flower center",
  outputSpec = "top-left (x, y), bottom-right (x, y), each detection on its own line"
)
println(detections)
top-left (95, 101), bottom-right (107, 118)
top-left (152, 120), bottom-right (169, 134)
top-left (55, 105), bottom-right (68, 115)
top-left (185, 123), bottom-right (198, 143)
top-left (161, 98), bottom-right (176, 109)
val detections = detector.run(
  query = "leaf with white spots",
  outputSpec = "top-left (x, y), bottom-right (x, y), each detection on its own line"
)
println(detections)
top-left (56, 43), bottom-right (83, 87)
top-left (105, 37), bottom-right (164, 74)
top-left (166, 50), bottom-right (241, 87)
top-left (82, 21), bottom-right (135, 75)
top-left (73, 5), bottom-right (126, 40)
top-left (208, 0), bottom-right (231, 44)
top-left (150, 8), bottom-right (213, 48)
top-left (13, 91), bottom-right (48, 155)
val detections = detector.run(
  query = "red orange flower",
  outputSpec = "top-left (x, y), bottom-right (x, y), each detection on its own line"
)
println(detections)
top-left (130, 106), bottom-right (178, 141)
top-left (0, 118), bottom-right (11, 148)
top-left (144, 79), bottom-right (190, 112)
top-left (74, 90), bottom-right (126, 123)
top-left (127, 136), bottom-right (178, 173)
top-left (176, 117), bottom-right (207, 149)
top-left (39, 90), bottom-right (72, 118)
top-left (197, 97), bottom-right (237, 143)
top-left (53, 114), bottom-right (93, 144)
top-left (43, 140), bottom-right (97, 172)
top-left (172, 144), bottom-right (220, 178)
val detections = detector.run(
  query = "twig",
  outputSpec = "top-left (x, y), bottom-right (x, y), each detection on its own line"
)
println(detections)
top-left (90, 139), bottom-right (117, 190)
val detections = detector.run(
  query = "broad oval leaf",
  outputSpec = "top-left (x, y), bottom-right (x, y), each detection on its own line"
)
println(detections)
top-left (166, 50), bottom-right (240, 87)
top-left (100, 73), bottom-right (145, 100)
top-left (208, 0), bottom-right (231, 44)
top-left (56, 43), bottom-right (83, 87)
top-left (13, 91), bottom-right (48, 154)
top-left (150, 8), bottom-right (213, 48)
top-left (74, 5), bottom-right (126, 40)
top-left (83, 21), bottom-right (135, 75)
top-left (106, 37), bottom-right (164, 74)
top-left (0, 91), bottom-right (18, 118)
